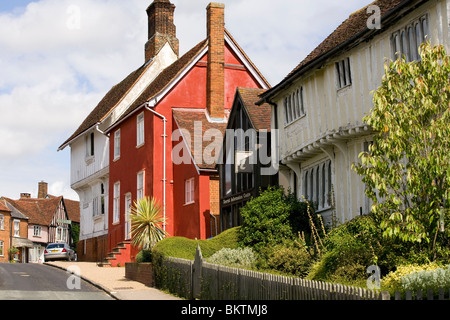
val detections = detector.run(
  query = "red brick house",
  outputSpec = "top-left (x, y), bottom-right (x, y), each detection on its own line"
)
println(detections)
top-left (100, 1), bottom-right (270, 265)
top-left (0, 198), bottom-right (30, 263)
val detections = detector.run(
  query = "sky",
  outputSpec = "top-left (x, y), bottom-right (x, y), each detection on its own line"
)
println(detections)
top-left (0, 0), bottom-right (372, 201)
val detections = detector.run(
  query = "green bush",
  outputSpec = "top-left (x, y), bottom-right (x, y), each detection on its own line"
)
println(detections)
top-left (238, 186), bottom-right (321, 253)
top-left (265, 242), bottom-right (313, 278)
top-left (207, 247), bottom-right (258, 269)
top-left (400, 265), bottom-right (450, 295)
top-left (308, 215), bottom-right (381, 282)
top-left (381, 262), bottom-right (442, 294)
top-left (135, 249), bottom-right (152, 263)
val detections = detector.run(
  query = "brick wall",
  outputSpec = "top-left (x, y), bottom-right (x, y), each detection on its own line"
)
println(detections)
top-left (209, 175), bottom-right (221, 236)
top-left (145, 0), bottom-right (179, 61)
top-left (125, 262), bottom-right (154, 287)
top-left (0, 212), bottom-right (11, 263)
top-left (76, 235), bottom-right (108, 262)
top-left (206, 3), bottom-right (225, 119)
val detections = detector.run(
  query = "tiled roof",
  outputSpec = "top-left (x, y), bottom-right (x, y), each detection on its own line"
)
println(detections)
top-left (3, 197), bottom-right (64, 226)
top-left (172, 108), bottom-right (229, 170)
top-left (63, 198), bottom-right (81, 223)
top-left (236, 87), bottom-right (271, 131)
top-left (261, 0), bottom-right (412, 100)
top-left (59, 63), bottom-right (150, 149)
top-left (0, 200), bottom-right (11, 212)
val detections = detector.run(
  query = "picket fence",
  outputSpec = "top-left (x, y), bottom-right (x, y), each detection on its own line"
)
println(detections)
top-left (154, 245), bottom-right (390, 300)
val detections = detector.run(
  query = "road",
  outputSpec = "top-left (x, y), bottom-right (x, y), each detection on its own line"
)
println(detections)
top-left (0, 263), bottom-right (114, 300)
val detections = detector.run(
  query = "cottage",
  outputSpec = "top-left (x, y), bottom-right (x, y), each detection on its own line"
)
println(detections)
top-left (2, 182), bottom-right (80, 263)
top-left (60, 0), bottom-right (269, 265)
top-left (0, 198), bottom-right (30, 263)
top-left (259, 0), bottom-right (449, 225)
top-left (217, 87), bottom-right (277, 231)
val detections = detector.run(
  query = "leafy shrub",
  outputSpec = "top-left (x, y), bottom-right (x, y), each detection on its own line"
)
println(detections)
top-left (265, 242), bottom-right (313, 278)
top-left (135, 249), bottom-right (152, 263)
top-left (308, 215), bottom-right (380, 282)
top-left (207, 247), bottom-right (258, 269)
top-left (400, 265), bottom-right (450, 295)
top-left (381, 262), bottom-right (442, 294)
top-left (238, 186), bottom-right (322, 253)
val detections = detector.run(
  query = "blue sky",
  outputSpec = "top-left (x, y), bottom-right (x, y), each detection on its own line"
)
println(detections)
top-left (0, 0), bottom-right (372, 201)
top-left (0, 0), bottom-right (33, 12)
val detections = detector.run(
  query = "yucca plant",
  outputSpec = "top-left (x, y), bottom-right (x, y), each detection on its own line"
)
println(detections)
top-left (130, 197), bottom-right (167, 250)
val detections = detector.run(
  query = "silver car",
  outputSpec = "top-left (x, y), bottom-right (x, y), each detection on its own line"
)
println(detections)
top-left (44, 243), bottom-right (76, 261)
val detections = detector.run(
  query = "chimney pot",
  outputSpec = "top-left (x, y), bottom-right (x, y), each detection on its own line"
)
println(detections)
top-left (145, 0), bottom-right (179, 61)
top-left (206, 2), bottom-right (226, 120)
top-left (38, 181), bottom-right (48, 199)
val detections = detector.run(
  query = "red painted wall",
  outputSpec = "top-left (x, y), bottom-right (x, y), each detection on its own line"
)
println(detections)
top-left (107, 42), bottom-right (264, 259)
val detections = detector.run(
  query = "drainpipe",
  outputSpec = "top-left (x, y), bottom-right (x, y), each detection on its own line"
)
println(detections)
top-left (144, 103), bottom-right (167, 233)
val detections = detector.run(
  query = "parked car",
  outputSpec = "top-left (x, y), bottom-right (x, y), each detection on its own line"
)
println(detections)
top-left (44, 243), bottom-right (76, 261)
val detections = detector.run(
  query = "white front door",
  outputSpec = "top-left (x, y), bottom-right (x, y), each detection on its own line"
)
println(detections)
top-left (125, 194), bottom-right (132, 240)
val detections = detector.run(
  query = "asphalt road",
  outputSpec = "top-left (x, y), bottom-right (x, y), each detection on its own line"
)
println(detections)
top-left (0, 263), bottom-right (114, 300)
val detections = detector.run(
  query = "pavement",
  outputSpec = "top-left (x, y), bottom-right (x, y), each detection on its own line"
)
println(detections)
top-left (44, 261), bottom-right (182, 300)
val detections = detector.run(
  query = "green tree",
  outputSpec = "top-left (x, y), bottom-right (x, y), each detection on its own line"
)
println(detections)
top-left (130, 197), bottom-right (167, 250)
top-left (353, 43), bottom-right (450, 259)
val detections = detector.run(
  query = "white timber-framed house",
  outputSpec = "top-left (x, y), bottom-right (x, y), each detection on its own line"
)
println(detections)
top-left (259, 0), bottom-right (450, 226)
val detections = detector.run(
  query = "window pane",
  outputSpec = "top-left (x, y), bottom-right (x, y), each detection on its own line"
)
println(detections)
top-left (408, 26), bottom-right (417, 61)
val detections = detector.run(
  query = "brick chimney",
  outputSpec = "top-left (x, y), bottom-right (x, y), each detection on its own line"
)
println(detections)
top-left (145, 0), bottom-right (179, 62)
top-left (38, 181), bottom-right (48, 199)
top-left (206, 3), bottom-right (225, 120)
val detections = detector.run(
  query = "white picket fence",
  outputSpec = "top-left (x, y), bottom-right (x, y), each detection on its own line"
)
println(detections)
top-left (155, 245), bottom-right (388, 300)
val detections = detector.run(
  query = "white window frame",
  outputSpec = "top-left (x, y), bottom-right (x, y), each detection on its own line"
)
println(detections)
top-left (137, 171), bottom-right (145, 201)
top-left (56, 226), bottom-right (66, 242)
top-left (335, 57), bottom-right (352, 89)
top-left (185, 178), bottom-right (195, 205)
top-left (0, 241), bottom-right (3, 256)
top-left (113, 182), bottom-right (120, 224)
top-left (0, 214), bottom-right (4, 230)
top-left (391, 15), bottom-right (429, 62)
top-left (137, 112), bottom-right (145, 147)
top-left (284, 86), bottom-right (306, 125)
top-left (303, 159), bottom-right (333, 211)
top-left (85, 131), bottom-right (95, 158)
top-left (114, 129), bottom-right (121, 160)
top-left (14, 220), bottom-right (20, 237)
top-left (33, 225), bottom-right (42, 237)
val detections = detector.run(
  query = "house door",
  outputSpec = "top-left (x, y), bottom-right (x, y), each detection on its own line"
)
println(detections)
top-left (125, 194), bottom-right (132, 241)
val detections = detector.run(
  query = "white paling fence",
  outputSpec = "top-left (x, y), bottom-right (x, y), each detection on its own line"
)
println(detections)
top-left (156, 245), bottom-right (388, 300)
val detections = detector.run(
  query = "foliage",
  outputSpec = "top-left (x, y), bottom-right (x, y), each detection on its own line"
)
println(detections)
top-left (135, 249), bottom-right (152, 263)
top-left (381, 262), bottom-right (442, 294)
top-left (353, 43), bottom-right (450, 258)
top-left (238, 186), bottom-right (324, 253)
top-left (152, 227), bottom-right (240, 261)
top-left (264, 241), bottom-right (314, 278)
top-left (307, 215), bottom-right (381, 282)
top-left (8, 247), bottom-right (19, 255)
top-left (400, 264), bottom-right (450, 295)
top-left (130, 197), bottom-right (167, 250)
top-left (207, 247), bottom-right (258, 269)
